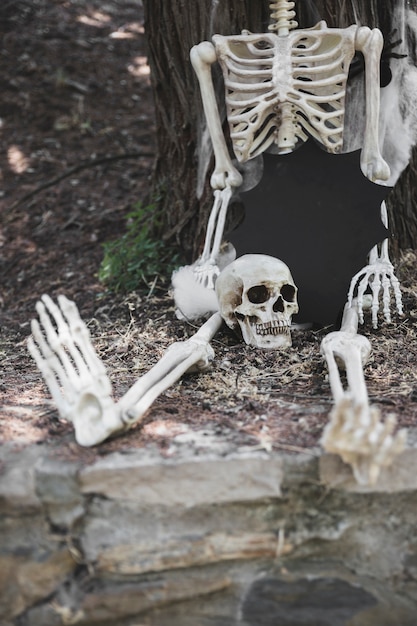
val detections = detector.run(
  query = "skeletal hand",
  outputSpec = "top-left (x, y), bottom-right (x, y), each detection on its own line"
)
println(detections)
top-left (348, 246), bottom-right (403, 328)
top-left (28, 295), bottom-right (124, 446)
top-left (193, 260), bottom-right (220, 290)
top-left (321, 396), bottom-right (407, 485)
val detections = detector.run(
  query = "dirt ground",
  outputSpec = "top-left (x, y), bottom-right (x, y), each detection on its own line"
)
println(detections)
top-left (1, 0), bottom-right (417, 464)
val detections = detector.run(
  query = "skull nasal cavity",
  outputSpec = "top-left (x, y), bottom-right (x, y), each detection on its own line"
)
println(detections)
top-left (273, 296), bottom-right (284, 313)
top-left (247, 285), bottom-right (269, 304)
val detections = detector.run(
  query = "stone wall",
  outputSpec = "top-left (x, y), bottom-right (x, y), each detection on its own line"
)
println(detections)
top-left (1, 431), bottom-right (417, 625)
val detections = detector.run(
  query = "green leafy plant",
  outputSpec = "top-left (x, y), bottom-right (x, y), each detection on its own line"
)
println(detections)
top-left (99, 202), bottom-right (182, 293)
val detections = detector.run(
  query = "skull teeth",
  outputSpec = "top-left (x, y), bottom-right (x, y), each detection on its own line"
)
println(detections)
top-left (255, 320), bottom-right (290, 336)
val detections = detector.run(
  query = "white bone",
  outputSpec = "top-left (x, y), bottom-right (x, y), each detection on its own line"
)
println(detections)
top-left (354, 27), bottom-right (391, 182)
top-left (190, 41), bottom-right (243, 190)
top-left (347, 201), bottom-right (403, 328)
top-left (268, 0), bottom-right (298, 36)
top-left (118, 313), bottom-right (222, 424)
top-left (216, 254), bottom-right (298, 349)
top-left (172, 242), bottom-right (236, 321)
top-left (320, 300), bottom-right (371, 405)
top-left (213, 21), bottom-right (354, 160)
top-left (320, 298), bottom-right (407, 485)
top-left (28, 296), bottom-right (222, 446)
top-left (193, 186), bottom-right (234, 289)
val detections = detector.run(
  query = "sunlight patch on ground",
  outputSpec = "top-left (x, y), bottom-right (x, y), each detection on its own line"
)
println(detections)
top-left (2, 381), bottom-right (49, 407)
top-left (110, 31), bottom-right (136, 39)
top-left (7, 145), bottom-right (30, 174)
top-left (127, 55), bottom-right (150, 78)
top-left (77, 11), bottom-right (111, 28)
top-left (142, 419), bottom-right (190, 439)
top-left (110, 20), bottom-right (145, 39)
top-left (1, 409), bottom-right (49, 443)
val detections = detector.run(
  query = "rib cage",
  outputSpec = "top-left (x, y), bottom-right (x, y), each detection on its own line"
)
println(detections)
top-left (213, 22), bottom-right (358, 161)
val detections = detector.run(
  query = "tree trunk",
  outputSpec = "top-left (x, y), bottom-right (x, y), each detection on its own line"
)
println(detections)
top-left (143, 0), bottom-right (417, 260)
top-left (142, 0), bottom-right (269, 261)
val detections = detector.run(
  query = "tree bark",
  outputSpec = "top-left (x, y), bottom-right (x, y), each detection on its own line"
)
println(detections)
top-left (142, 0), bottom-right (269, 261)
top-left (143, 0), bottom-right (417, 260)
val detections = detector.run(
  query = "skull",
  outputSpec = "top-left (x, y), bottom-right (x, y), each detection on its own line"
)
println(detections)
top-left (215, 254), bottom-right (298, 349)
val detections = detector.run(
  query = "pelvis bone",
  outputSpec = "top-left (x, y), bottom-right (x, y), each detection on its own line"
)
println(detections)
top-left (216, 254), bottom-right (298, 349)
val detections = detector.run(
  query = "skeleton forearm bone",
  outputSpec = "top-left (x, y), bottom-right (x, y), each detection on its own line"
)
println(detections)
top-left (118, 313), bottom-right (223, 424)
top-left (192, 187), bottom-right (234, 289)
top-left (320, 299), bottom-right (371, 406)
top-left (355, 27), bottom-right (390, 182)
top-left (190, 42), bottom-right (243, 190)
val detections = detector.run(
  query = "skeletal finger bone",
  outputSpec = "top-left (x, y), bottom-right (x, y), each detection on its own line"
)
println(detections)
top-left (189, 187), bottom-right (234, 293)
top-left (28, 320), bottom-right (72, 419)
top-left (216, 254), bottom-right (298, 349)
top-left (321, 299), bottom-right (407, 485)
top-left (29, 297), bottom-right (223, 447)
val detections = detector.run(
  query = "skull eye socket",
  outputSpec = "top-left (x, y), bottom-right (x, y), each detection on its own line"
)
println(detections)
top-left (247, 285), bottom-right (269, 304)
top-left (281, 283), bottom-right (296, 302)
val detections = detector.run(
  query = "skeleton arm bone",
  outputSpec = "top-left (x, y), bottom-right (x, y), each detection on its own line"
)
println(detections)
top-left (192, 186), bottom-right (234, 289)
top-left (116, 313), bottom-right (223, 425)
top-left (320, 299), bottom-right (371, 406)
top-left (355, 27), bottom-right (390, 182)
top-left (190, 42), bottom-right (243, 190)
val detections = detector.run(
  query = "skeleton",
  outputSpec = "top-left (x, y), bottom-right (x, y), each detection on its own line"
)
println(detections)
top-left (187, 0), bottom-right (403, 326)
top-left (29, 253), bottom-right (406, 484)
top-left (27, 2), bottom-right (408, 484)
top-left (189, 0), bottom-right (391, 283)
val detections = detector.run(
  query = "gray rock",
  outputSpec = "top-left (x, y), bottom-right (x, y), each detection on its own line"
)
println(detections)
top-left (79, 450), bottom-right (284, 505)
top-left (34, 456), bottom-right (85, 527)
